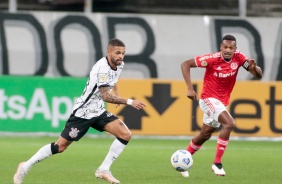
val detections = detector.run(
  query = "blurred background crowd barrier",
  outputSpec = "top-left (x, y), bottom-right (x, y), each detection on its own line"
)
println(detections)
top-left (2, 0), bottom-right (282, 17)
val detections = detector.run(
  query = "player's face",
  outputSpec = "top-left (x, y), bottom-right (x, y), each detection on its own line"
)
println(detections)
top-left (108, 46), bottom-right (125, 68)
top-left (220, 40), bottom-right (237, 61)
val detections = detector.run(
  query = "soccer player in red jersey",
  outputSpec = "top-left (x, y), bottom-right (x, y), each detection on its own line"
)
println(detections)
top-left (180, 35), bottom-right (262, 177)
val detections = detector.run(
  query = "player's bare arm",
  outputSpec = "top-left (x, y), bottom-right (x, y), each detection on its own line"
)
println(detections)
top-left (112, 85), bottom-right (119, 96)
top-left (111, 85), bottom-right (121, 108)
top-left (181, 59), bottom-right (198, 101)
top-left (99, 86), bottom-right (127, 104)
top-left (99, 86), bottom-right (146, 110)
top-left (247, 59), bottom-right (263, 78)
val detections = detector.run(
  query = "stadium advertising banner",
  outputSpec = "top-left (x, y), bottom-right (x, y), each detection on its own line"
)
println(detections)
top-left (107, 79), bottom-right (282, 137)
top-left (1, 77), bottom-right (282, 137)
top-left (0, 76), bottom-right (103, 134)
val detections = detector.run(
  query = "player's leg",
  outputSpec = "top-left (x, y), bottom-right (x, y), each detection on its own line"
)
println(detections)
top-left (94, 113), bottom-right (131, 184)
top-left (14, 115), bottom-right (89, 184)
top-left (181, 124), bottom-right (216, 177)
top-left (187, 124), bottom-right (217, 154)
top-left (13, 137), bottom-right (72, 184)
top-left (22, 136), bottom-right (72, 171)
top-left (187, 98), bottom-right (230, 176)
top-left (186, 98), bottom-right (221, 155)
top-left (212, 110), bottom-right (235, 176)
top-left (99, 119), bottom-right (131, 170)
top-left (182, 99), bottom-right (219, 178)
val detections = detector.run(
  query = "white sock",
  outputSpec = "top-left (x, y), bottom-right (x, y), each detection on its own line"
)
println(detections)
top-left (22, 144), bottom-right (53, 172)
top-left (99, 139), bottom-right (126, 171)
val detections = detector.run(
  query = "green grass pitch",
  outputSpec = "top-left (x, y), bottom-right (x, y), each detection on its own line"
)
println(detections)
top-left (1, 136), bottom-right (281, 184)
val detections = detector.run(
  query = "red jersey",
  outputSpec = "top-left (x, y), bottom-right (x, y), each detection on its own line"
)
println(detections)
top-left (194, 51), bottom-right (247, 106)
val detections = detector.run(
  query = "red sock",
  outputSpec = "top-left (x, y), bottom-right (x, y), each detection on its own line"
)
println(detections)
top-left (186, 140), bottom-right (202, 155)
top-left (214, 138), bottom-right (229, 164)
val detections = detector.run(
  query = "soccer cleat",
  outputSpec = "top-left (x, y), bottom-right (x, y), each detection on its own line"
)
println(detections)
top-left (13, 162), bottom-right (27, 184)
top-left (180, 171), bottom-right (189, 177)
top-left (212, 163), bottom-right (226, 176)
top-left (95, 169), bottom-right (120, 184)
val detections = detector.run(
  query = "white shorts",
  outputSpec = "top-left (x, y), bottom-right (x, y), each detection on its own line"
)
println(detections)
top-left (199, 98), bottom-right (227, 128)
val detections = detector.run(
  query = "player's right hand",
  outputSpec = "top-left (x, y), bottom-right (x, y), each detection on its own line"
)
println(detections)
top-left (186, 89), bottom-right (198, 101)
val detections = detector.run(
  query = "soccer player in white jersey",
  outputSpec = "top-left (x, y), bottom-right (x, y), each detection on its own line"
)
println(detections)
top-left (180, 35), bottom-right (262, 177)
top-left (13, 38), bottom-right (146, 184)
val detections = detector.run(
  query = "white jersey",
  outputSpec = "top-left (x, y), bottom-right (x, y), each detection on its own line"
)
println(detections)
top-left (72, 57), bottom-right (124, 119)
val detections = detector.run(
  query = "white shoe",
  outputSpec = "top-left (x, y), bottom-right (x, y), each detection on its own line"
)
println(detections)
top-left (95, 169), bottom-right (120, 184)
top-left (13, 162), bottom-right (27, 184)
top-left (180, 171), bottom-right (189, 177)
top-left (212, 163), bottom-right (226, 176)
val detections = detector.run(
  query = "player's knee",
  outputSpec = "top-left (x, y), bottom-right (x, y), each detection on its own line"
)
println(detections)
top-left (117, 129), bottom-right (132, 141)
top-left (122, 130), bottom-right (132, 141)
top-left (223, 120), bottom-right (236, 131)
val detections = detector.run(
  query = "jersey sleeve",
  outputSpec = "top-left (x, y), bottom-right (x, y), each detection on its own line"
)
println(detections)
top-left (96, 65), bottom-right (111, 88)
top-left (194, 54), bottom-right (215, 68)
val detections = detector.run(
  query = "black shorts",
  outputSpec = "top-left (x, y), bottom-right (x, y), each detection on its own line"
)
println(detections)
top-left (61, 110), bottom-right (119, 141)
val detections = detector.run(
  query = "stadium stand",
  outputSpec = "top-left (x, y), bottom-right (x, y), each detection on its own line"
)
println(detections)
top-left (0, 0), bottom-right (281, 17)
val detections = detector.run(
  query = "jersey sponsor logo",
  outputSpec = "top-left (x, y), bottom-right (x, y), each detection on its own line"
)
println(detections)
top-left (86, 109), bottom-right (98, 113)
top-left (213, 71), bottom-right (236, 78)
top-left (69, 127), bottom-right (80, 138)
top-left (199, 54), bottom-right (220, 62)
top-left (230, 62), bottom-right (238, 70)
top-left (199, 55), bottom-right (212, 61)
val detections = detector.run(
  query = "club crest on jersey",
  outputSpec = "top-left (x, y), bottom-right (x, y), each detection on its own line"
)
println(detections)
top-left (69, 127), bottom-right (80, 138)
top-left (230, 62), bottom-right (238, 70)
top-left (201, 61), bottom-right (207, 66)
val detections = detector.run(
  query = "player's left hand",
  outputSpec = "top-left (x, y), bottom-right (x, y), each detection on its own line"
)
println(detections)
top-left (248, 59), bottom-right (257, 70)
top-left (247, 58), bottom-right (262, 78)
top-left (131, 100), bottom-right (146, 110)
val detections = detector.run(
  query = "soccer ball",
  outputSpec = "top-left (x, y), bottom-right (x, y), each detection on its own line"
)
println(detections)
top-left (170, 150), bottom-right (193, 172)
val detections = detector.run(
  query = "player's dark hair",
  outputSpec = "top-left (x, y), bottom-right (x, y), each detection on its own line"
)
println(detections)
top-left (108, 38), bottom-right (125, 47)
top-left (222, 35), bottom-right (236, 43)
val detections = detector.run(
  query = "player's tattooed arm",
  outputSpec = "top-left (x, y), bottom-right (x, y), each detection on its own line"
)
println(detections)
top-left (99, 86), bottom-right (147, 109)
top-left (99, 86), bottom-right (127, 104)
